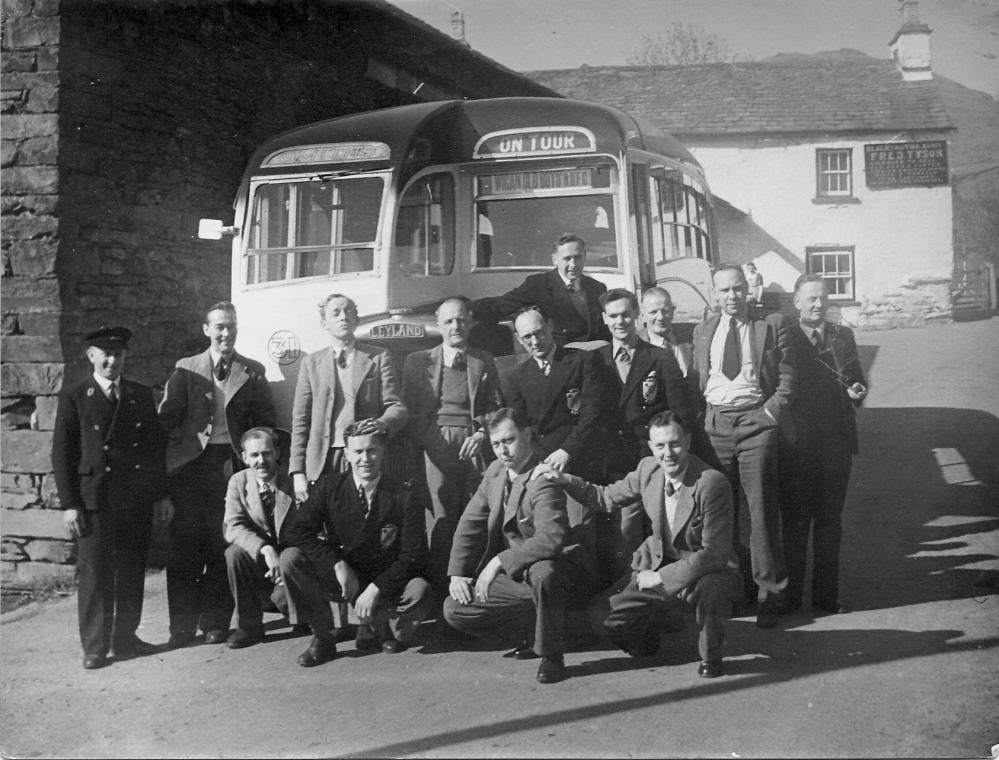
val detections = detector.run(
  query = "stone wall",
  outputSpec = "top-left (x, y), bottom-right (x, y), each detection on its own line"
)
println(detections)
top-left (1, 0), bottom-right (554, 591)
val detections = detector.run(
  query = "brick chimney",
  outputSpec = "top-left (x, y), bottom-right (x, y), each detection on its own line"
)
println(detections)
top-left (889, 0), bottom-right (932, 81)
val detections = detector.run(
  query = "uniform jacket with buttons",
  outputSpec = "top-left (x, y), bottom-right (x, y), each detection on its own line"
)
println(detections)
top-left (52, 376), bottom-right (167, 512)
top-left (158, 349), bottom-right (276, 474)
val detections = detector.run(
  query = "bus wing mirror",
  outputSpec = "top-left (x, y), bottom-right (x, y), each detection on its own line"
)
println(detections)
top-left (198, 218), bottom-right (240, 240)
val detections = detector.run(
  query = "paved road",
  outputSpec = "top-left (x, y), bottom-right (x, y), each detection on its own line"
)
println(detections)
top-left (3, 319), bottom-right (998, 759)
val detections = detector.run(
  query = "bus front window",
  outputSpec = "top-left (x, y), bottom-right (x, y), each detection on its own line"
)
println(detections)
top-left (474, 164), bottom-right (619, 271)
top-left (246, 177), bottom-right (383, 285)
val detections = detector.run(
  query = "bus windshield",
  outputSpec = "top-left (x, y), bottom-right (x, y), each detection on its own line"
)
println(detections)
top-left (245, 176), bottom-right (383, 285)
top-left (473, 162), bottom-right (619, 271)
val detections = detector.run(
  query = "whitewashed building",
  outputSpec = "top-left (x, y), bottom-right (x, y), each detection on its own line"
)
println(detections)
top-left (531, 2), bottom-right (955, 328)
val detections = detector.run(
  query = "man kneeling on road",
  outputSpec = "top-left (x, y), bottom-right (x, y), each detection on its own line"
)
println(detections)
top-left (444, 407), bottom-right (599, 684)
top-left (280, 419), bottom-right (432, 667)
top-left (541, 411), bottom-right (740, 678)
top-left (222, 427), bottom-right (298, 649)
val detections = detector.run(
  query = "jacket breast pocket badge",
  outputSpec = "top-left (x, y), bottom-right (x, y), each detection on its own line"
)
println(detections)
top-left (641, 371), bottom-right (659, 405)
top-left (566, 388), bottom-right (581, 416)
top-left (380, 523), bottom-right (399, 549)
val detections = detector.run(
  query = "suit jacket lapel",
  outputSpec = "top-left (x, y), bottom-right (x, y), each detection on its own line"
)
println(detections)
top-left (466, 350), bottom-right (484, 406)
top-left (621, 342), bottom-right (652, 403)
top-left (245, 474), bottom-right (267, 533)
top-left (542, 348), bottom-right (570, 419)
top-left (671, 482), bottom-right (695, 547)
top-left (644, 467), bottom-right (667, 541)
top-left (697, 316), bottom-right (720, 386)
top-left (426, 344), bottom-right (444, 405)
top-left (827, 322), bottom-right (846, 372)
top-left (224, 354), bottom-right (250, 404)
top-left (750, 317), bottom-right (767, 372)
top-left (273, 474), bottom-right (295, 539)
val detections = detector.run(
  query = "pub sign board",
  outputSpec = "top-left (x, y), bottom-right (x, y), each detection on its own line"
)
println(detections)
top-left (864, 140), bottom-right (949, 189)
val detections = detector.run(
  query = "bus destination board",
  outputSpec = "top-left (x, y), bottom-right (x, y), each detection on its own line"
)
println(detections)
top-left (864, 141), bottom-right (949, 189)
top-left (262, 142), bottom-right (391, 167)
top-left (478, 169), bottom-right (593, 195)
top-left (474, 127), bottom-right (596, 159)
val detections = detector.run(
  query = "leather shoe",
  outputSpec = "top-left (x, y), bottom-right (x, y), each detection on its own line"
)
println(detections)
top-left (381, 639), bottom-right (408, 654)
top-left (698, 659), bottom-right (724, 678)
top-left (297, 635), bottom-right (337, 667)
top-left (354, 631), bottom-right (380, 652)
top-left (203, 629), bottom-right (227, 645)
top-left (536, 653), bottom-right (567, 684)
top-left (756, 595), bottom-right (792, 629)
top-left (503, 641), bottom-right (538, 660)
top-left (112, 635), bottom-right (158, 659)
top-left (167, 632), bottom-right (196, 650)
top-left (83, 654), bottom-right (109, 670)
top-left (226, 629), bottom-right (264, 649)
top-left (814, 598), bottom-right (849, 615)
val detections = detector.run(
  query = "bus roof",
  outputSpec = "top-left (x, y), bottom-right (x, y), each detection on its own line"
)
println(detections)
top-left (245, 97), bottom-right (704, 184)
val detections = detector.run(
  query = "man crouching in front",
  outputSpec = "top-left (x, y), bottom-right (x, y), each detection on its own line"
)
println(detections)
top-left (444, 407), bottom-right (599, 684)
top-left (541, 411), bottom-right (740, 678)
top-left (280, 419), bottom-right (432, 667)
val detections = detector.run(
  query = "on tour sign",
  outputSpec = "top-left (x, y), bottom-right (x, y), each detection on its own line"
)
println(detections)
top-left (473, 127), bottom-right (596, 159)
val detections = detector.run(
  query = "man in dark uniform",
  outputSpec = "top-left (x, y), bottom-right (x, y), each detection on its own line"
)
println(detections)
top-left (280, 419), bottom-right (432, 667)
top-left (780, 274), bottom-right (867, 614)
top-left (52, 327), bottom-right (169, 669)
top-left (158, 301), bottom-right (276, 648)
top-left (471, 233), bottom-right (611, 348)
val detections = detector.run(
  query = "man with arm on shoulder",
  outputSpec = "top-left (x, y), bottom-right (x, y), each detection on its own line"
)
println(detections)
top-left (541, 411), bottom-right (739, 678)
top-left (158, 302), bottom-right (276, 648)
top-left (444, 407), bottom-right (599, 684)
top-left (289, 293), bottom-right (407, 503)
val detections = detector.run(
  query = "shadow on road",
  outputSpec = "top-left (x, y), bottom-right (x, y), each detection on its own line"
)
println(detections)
top-left (345, 627), bottom-right (998, 759)
top-left (844, 406), bottom-right (999, 612)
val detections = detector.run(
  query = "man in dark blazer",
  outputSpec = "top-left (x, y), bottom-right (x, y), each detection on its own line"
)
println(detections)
top-left (692, 264), bottom-right (796, 628)
top-left (281, 419), bottom-right (431, 667)
top-left (471, 233), bottom-right (611, 347)
top-left (52, 327), bottom-right (169, 669)
top-left (543, 411), bottom-right (740, 678)
top-left (780, 275), bottom-right (867, 614)
top-left (289, 293), bottom-right (407, 502)
top-left (158, 301), bottom-right (276, 648)
top-left (504, 306), bottom-right (606, 475)
top-left (222, 427), bottom-right (298, 649)
top-left (444, 407), bottom-right (599, 684)
top-left (402, 297), bottom-right (504, 589)
top-left (594, 288), bottom-right (692, 583)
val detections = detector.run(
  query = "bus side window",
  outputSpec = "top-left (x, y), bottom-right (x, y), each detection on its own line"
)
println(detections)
top-left (395, 173), bottom-right (455, 277)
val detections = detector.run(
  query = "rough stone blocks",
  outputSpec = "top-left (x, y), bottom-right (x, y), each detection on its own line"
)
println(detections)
top-left (0, 430), bottom-right (54, 471)
top-left (2, 506), bottom-right (66, 539)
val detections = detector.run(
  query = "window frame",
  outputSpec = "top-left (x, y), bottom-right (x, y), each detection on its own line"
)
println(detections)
top-left (815, 148), bottom-right (854, 200)
top-left (806, 245), bottom-right (856, 302)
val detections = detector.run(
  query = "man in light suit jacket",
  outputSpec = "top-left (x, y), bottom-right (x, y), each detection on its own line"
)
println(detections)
top-left (638, 286), bottom-right (694, 379)
top-left (281, 419), bottom-right (431, 667)
top-left (402, 297), bottom-right (504, 589)
top-left (471, 233), bottom-right (611, 348)
top-left (543, 411), bottom-right (740, 678)
top-left (780, 275), bottom-right (867, 614)
top-left (290, 293), bottom-right (407, 502)
top-left (692, 264), bottom-right (796, 628)
top-left (444, 407), bottom-right (599, 684)
top-left (159, 302), bottom-right (276, 648)
top-left (223, 427), bottom-right (299, 649)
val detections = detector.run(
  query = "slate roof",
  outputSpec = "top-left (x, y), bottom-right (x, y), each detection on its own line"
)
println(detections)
top-left (528, 59), bottom-right (954, 138)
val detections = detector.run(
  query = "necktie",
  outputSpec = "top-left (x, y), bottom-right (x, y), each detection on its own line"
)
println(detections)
top-left (540, 359), bottom-right (551, 377)
top-left (721, 318), bottom-right (741, 381)
top-left (107, 383), bottom-right (118, 404)
top-left (260, 486), bottom-right (277, 539)
top-left (336, 351), bottom-right (347, 370)
top-left (357, 484), bottom-right (369, 516)
top-left (452, 351), bottom-right (465, 370)
top-left (665, 480), bottom-right (676, 498)
top-left (615, 346), bottom-right (631, 364)
top-left (215, 357), bottom-right (228, 381)
top-left (566, 282), bottom-right (576, 293)
top-left (811, 329), bottom-right (822, 349)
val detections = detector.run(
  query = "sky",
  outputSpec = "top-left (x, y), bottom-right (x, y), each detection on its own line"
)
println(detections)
top-left (393, 0), bottom-right (999, 97)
